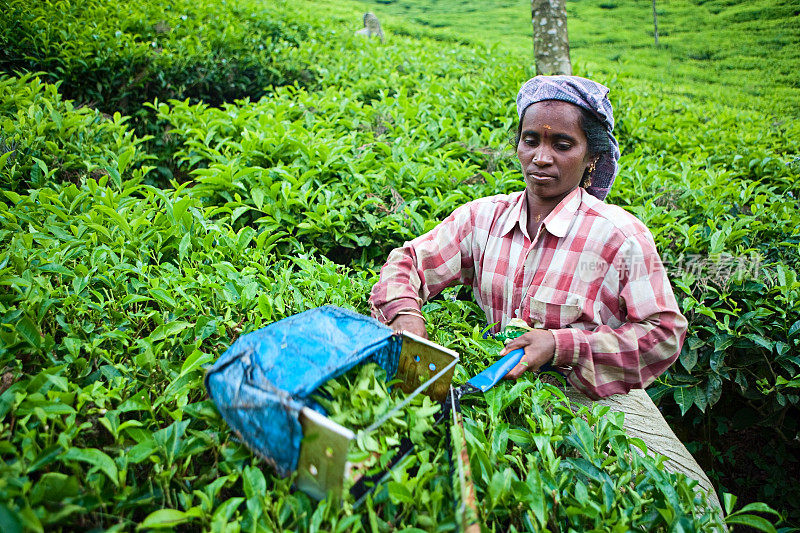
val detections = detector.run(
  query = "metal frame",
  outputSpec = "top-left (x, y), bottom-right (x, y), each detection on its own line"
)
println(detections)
top-left (395, 331), bottom-right (459, 402)
top-left (296, 407), bottom-right (355, 501)
top-left (295, 332), bottom-right (459, 501)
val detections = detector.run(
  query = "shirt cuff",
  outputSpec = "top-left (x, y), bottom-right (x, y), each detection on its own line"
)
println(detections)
top-left (551, 328), bottom-right (582, 367)
top-left (372, 297), bottom-right (422, 324)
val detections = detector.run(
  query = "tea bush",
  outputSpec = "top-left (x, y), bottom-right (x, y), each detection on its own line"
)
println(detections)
top-left (353, 0), bottom-right (800, 119)
top-left (151, 44), bottom-right (524, 261)
top-left (151, 45), bottom-right (800, 451)
top-left (0, 74), bottom-right (151, 191)
top-left (0, 0), bottom-right (317, 183)
top-left (0, 172), bottom-right (733, 530)
top-left (0, 0), bottom-right (314, 114)
top-left (428, 303), bottom-right (730, 531)
top-left (608, 92), bottom-right (800, 416)
top-left (1, 0), bottom-right (798, 528)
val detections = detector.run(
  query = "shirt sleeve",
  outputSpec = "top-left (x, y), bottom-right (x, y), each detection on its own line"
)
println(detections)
top-left (550, 230), bottom-right (687, 399)
top-left (370, 202), bottom-right (477, 324)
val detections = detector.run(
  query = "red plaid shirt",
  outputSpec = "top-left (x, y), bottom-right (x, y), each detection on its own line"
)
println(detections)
top-left (370, 187), bottom-right (687, 398)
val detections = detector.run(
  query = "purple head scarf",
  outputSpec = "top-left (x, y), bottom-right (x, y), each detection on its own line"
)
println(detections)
top-left (516, 75), bottom-right (620, 201)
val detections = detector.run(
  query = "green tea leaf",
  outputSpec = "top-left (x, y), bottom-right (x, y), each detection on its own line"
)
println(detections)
top-left (387, 481), bottom-right (414, 504)
top-left (736, 502), bottom-right (781, 516)
top-left (179, 232), bottom-right (192, 263)
top-left (679, 347), bottom-right (697, 372)
top-left (16, 316), bottom-right (41, 348)
top-left (30, 473), bottom-right (79, 505)
top-left (61, 448), bottom-right (119, 486)
top-left (724, 514), bottom-right (777, 533)
top-left (139, 509), bottom-right (194, 529)
top-left (673, 386), bottom-right (696, 416)
top-left (745, 334), bottom-right (773, 351)
top-left (149, 321), bottom-right (191, 343)
top-left (243, 465), bottom-right (267, 499)
top-left (0, 503), bottom-right (23, 533)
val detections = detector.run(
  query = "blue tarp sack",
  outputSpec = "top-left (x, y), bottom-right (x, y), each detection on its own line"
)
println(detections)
top-left (204, 305), bottom-right (400, 477)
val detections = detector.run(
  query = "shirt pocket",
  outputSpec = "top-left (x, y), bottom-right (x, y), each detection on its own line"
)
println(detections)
top-left (527, 290), bottom-right (586, 330)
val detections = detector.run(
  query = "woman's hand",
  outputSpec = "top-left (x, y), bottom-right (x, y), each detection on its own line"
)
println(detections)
top-left (498, 329), bottom-right (556, 380)
top-left (387, 314), bottom-right (429, 339)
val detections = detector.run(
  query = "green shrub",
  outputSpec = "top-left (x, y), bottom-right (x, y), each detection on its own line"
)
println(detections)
top-left (426, 301), bottom-right (729, 531)
top-left (0, 0), bottom-right (318, 184)
top-left (0, 0), bottom-right (314, 113)
top-left (0, 73), bottom-right (150, 190)
top-left (608, 92), bottom-right (800, 418)
top-left (148, 35), bottom-right (526, 261)
top-left (0, 188), bottom-right (731, 529)
top-left (1, 0), bottom-right (798, 527)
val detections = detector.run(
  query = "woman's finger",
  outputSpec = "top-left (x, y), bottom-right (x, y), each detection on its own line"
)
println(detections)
top-left (498, 335), bottom-right (529, 356)
top-left (503, 354), bottom-right (532, 380)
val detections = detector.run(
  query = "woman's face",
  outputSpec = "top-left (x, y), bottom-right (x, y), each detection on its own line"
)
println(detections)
top-left (517, 100), bottom-right (592, 205)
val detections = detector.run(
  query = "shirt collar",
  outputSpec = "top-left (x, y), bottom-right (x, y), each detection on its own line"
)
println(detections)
top-left (499, 191), bottom-right (527, 237)
top-left (542, 187), bottom-right (583, 238)
top-left (500, 187), bottom-right (583, 239)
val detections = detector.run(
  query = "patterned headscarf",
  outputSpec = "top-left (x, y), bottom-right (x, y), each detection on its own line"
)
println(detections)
top-left (516, 75), bottom-right (620, 201)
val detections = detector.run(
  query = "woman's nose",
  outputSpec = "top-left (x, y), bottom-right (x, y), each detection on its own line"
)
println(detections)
top-left (533, 149), bottom-right (553, 165)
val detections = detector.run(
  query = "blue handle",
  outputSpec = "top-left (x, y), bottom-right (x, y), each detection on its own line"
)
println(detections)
top-left (466, 349), bottom-right (525, 392)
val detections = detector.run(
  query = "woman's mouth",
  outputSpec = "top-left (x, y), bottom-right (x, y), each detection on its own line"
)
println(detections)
top-left (528, 172), bottom-right (556, 181)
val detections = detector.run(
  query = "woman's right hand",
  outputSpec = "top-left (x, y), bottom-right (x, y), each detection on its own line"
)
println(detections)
top-left (498, 328), bottom-right (556, 380)
top-left (387, 314), bottom-right (428, 339)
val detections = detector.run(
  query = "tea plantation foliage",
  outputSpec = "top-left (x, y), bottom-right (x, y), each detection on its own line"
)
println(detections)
top-left (1, 0), bottom-right (799, 530)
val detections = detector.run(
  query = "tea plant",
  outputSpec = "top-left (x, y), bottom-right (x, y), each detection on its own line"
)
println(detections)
top-left (0, 74), bottom-right (150, 190)
top-left (313, 363), bottom-right (442, 466)
top-left (1, 0), bottom-right (798, 526)
top-left (353, 0), bottom-right (800, 119)
top-left (0, 0), bottom-right (314, 117)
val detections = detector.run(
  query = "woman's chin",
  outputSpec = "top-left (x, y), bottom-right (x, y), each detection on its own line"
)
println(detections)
top-left (526, 183), bottom-right (579, 203)
top-left (525, 178), bottom-right (559, 195)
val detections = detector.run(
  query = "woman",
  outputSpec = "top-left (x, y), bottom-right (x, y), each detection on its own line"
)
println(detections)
top-left (369, 75), bottom-right (721, 512)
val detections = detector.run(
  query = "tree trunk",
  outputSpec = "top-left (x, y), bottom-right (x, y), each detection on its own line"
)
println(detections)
top-left (531, 0), bottom-right (572, 76)
top-left (652, 0), bottom-right (660, 46)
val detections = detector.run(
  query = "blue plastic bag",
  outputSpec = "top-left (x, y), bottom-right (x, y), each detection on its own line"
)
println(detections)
top-left (205, 306), bottom-right (401, 476)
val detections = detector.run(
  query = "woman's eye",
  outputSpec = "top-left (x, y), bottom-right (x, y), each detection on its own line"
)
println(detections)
top-left (523, 138), bottom-right (538, 146)
top-left (555, 143), bottom-right (572, 151)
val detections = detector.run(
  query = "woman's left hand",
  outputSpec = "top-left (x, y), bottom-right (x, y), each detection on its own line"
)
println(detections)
top-left (498, 329), bottom-right (556, 380)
